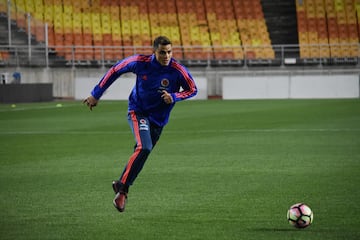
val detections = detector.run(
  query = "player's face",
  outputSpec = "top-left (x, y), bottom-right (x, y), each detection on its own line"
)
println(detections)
top-left (154, 44), bottom-right (172, 66)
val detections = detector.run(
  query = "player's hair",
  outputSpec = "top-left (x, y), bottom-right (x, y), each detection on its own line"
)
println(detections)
top-left (153, 36), bottom-right (172, 50)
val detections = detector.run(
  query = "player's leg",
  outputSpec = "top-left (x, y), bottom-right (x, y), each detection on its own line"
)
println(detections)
top-left (113, 111), bottom-right (154, 212)
top-left (150, 122), bottom-right (163, 148)
top-left (121, 112), bottom-right (155, 186)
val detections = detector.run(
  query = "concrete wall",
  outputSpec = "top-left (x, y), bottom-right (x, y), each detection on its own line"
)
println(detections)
top-left (222, 74), bottom-right (359, 99)
top-left (1, 67), bottom-right (359, 100)
top-left (0, 67), bottom-right (75, 98)
top-left (0, 67), bottom-right (208, 100)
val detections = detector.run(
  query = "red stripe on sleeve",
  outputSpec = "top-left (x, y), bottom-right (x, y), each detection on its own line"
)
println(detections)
top-left (171, 62), bottom-right (197, 99)
top-left (99, 55), bottom-right (150, 88)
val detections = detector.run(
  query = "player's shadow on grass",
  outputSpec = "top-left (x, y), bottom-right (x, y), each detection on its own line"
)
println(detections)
top-left (253, 227), bottom-right (307, 232)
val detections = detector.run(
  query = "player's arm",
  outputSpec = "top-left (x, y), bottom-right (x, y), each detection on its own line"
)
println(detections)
top-left (172, 70), bottom-right (197, 102)
top-left (83, 56), bottom-right (139, 110)
top-left (91, 60), bottom-right (134, 99)
top-left (83, 65), bottom-right (122, 110)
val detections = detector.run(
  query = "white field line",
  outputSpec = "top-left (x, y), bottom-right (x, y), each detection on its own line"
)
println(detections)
top-left (0, 102), bottom-right (83, 112)
top-left (0, 128), bottom-right (359, 135)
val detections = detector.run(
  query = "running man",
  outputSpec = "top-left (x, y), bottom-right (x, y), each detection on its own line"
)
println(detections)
top-left (84, 36), bottom-right (197, 212)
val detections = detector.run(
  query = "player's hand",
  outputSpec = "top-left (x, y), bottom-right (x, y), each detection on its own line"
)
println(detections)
top-left (161, 90), bottom-right (174, 104)
top-left (83, 96), bottom-right (98, 110)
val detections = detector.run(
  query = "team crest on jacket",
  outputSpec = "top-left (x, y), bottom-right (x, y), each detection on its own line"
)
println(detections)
top-left (161, 79), bottom-right (169, 87)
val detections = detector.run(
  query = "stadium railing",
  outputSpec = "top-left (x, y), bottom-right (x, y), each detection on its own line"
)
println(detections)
top-left (0, 43), bottom-right (359, 69)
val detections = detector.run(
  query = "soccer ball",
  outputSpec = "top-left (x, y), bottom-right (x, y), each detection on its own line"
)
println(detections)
top-left (287, 203), bottom-right (313, 228)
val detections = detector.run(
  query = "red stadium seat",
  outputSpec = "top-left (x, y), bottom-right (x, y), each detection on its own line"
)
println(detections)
top-left (296, 0), bottom-right (359, 59)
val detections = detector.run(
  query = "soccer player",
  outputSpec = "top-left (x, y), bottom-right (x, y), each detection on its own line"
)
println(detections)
top-left (83, 36), bottom-right (197, 212)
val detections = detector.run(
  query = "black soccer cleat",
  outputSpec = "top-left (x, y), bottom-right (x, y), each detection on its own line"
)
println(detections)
top-left (112, 180), bottom-right (119, 194)
top-left (112, 180), bottom-right (129, 194)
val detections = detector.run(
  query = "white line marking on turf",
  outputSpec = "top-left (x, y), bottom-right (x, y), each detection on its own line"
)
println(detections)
top-left (0, 103), bottom-right (82, 112)
top-left (0, 129), bottom-right (359, 135)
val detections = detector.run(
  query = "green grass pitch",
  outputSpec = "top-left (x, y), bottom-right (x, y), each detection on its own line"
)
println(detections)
top-left (0, 99), bottom-right (359, 240)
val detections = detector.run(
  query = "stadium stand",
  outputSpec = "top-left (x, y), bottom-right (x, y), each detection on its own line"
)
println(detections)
top-left (0, 3), bottom-right (9, 66)
top-left (296, 0), bottom-right (359, 60)
top-left (4, 0), bottom-right (271, 63)
top-left (234, 0), bottom-right (274, 60)
top-left (0, 0), bottom-right (359, 67)
top-left (0, 51), bottom-right (7, 66)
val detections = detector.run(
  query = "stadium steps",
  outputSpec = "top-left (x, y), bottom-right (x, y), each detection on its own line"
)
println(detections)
top-left (0, 16), bottom-right (29, 46)
top-left (260, 0), bottom-right (299, 46)
top-left (0, 15), bottom-right (67, 67)
top-left (0, 16), bottom-right (9, 44)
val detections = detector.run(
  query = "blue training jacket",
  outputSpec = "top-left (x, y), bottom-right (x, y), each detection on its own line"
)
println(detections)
top-left (91, 54), bottom-right (197, 127)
